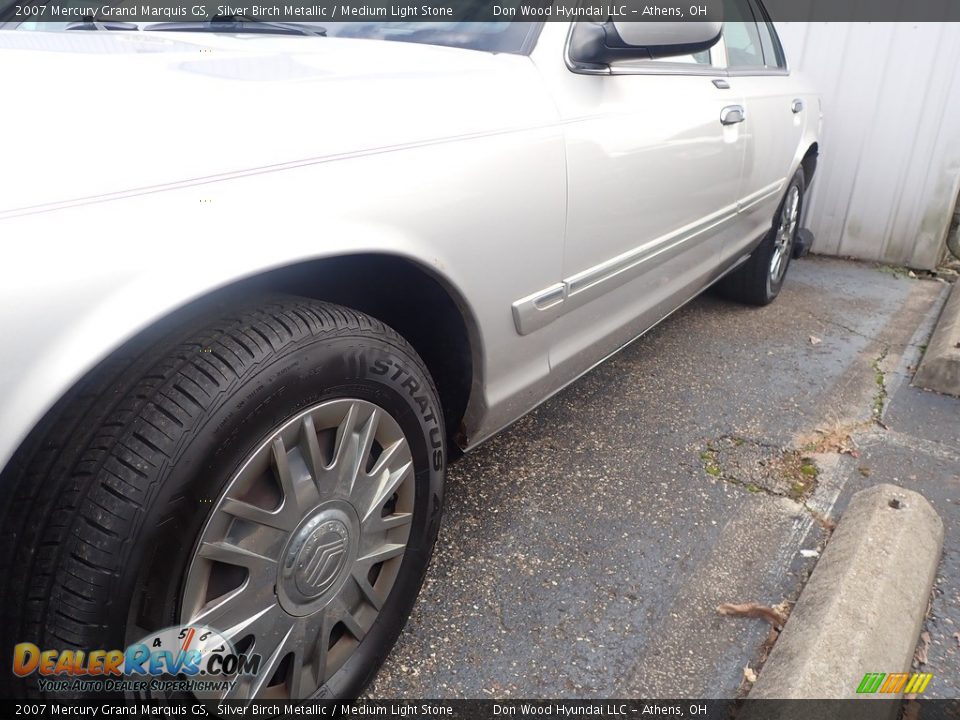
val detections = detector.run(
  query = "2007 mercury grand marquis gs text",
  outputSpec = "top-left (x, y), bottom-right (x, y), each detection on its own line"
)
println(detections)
top-left (0, 6), bottom-right (820, 700)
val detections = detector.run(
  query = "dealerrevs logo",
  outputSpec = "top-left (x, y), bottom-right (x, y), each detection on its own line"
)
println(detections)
top-left (12, 624), bottom-right (261, 693)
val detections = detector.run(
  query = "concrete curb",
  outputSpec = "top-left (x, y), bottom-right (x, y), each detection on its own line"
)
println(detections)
top-left (745, 484), bottom-right (943, 716)
top-left (915, 280), bottom-right (960, 397)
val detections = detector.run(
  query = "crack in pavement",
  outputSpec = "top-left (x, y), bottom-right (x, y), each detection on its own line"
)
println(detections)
top-left (872, 347), bottom-right (891, 423)
top-left (807, 312), bottom-right (928, 349)
top-left (700, 436), bottom-right (820, 505)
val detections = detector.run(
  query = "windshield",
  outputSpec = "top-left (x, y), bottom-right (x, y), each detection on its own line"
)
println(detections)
top-left (8, 15), bottom-right (539, 54)
top-left (320, 22), bottom-right (536, 53)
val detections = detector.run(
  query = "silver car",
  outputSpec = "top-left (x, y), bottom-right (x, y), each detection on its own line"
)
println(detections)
top-left (0, 4), bottom-right (820, 700)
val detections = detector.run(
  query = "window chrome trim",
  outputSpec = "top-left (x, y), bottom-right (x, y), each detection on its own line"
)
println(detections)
top-left (753, 0), bottom-right (789, 71)
top-left (725, 68), bottom-right (791, 77)
top-left (725, 0), bottom-right (790, 75)
top-left (608, 63), bottom-right (729, 77)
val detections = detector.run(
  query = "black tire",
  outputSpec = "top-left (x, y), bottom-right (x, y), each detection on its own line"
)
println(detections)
top-left (718, 168), bottom-right (806, 306)
top-left (0, 296), bottom-right (445, 700)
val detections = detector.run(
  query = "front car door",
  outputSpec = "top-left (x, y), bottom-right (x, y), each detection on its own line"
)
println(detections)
top-left (527, 22), bottom-right (747, 379)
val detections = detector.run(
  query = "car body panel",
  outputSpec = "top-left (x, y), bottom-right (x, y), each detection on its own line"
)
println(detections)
top-left (528, 24), bottom-right (746, 378)
top-left (1, 31), bottom-right (556, 215)
top-left (0, 29), bottom-right (568, 468)
top-left (0, 17), bottom-right (820, 473)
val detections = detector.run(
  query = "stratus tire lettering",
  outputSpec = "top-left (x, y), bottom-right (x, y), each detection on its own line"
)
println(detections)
top-left (370, 358), bottom-right (444, 470)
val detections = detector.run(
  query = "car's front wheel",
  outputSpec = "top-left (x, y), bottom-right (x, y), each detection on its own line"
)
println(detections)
top-left (1, 296), bottom-right (445, 700)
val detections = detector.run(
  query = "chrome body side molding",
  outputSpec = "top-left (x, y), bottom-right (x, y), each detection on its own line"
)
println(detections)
top-left (512, 199), bottom-right (755, 336)
top-left (737, 180), bottom-right (785, 214)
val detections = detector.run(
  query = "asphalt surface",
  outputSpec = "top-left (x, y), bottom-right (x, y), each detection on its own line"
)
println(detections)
top-left (365, 256), bottom-right (957, 699)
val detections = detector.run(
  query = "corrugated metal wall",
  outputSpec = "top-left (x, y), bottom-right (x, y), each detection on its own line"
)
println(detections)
top-left (775, 22), bottom-right (960, 269)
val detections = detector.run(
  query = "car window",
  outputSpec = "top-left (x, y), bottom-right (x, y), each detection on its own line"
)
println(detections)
top-left (319, 22), bottom-right (537, 54)
top-left (6, 16), bottom-right (538, 55)
top-left (751, 2), bottom-right (787, 68)
top-left (722, 0), bottom-right (765, 68)
top-left (649, 49), bottom-right (712, 65)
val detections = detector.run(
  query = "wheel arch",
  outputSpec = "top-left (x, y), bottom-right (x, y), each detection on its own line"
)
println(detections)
top-left (255, 253), bottom-right (480, 450)
top-left (1, 252), bottom-right (482, 477)
top-left (801, 142), bottom-right (819, 185)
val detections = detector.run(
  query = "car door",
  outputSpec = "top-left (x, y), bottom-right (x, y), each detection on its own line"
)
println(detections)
top-left (720, 0), bottom-right (806, 262)
top-left (526, 23), bottom-right (747, 378)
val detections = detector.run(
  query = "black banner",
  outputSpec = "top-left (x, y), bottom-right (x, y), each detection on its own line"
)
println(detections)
top-left (2, 700), bottom-right (960, 719)
top-left (4, 0), bottom-right (960, 24)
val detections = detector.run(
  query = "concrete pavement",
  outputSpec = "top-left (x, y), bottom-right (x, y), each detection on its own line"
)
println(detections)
top-left (365, 257), bottom-right (956, 699)
top-left (749, 484), bottom-right (943, 703)
top-left (915, 274), bottom-right (960, 397)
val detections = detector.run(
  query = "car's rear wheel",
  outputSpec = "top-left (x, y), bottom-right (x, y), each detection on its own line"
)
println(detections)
top-left (1, 296), bottom-right (445, 700)
top-left (718, 167), bottom-right (806, 306)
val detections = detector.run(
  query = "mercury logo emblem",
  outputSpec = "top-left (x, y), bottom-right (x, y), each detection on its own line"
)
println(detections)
top-left (294, 520), bottom-right (349, 598)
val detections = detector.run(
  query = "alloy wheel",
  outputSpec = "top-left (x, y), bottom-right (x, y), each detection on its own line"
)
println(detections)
top-left (770, 184), bottom-right (801, 283)
top-left (179, 398), bottom-right (415, 699)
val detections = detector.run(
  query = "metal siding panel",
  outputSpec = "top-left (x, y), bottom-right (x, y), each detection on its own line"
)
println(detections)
top-left (775, 22), bottom-right (960, 269)
top-left (840, 24), bottom-right (938, 261)
top-left (898, 25), bottom-right (960, 268)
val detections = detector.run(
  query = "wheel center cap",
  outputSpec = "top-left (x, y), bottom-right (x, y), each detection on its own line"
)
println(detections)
top-left (277, 502), bottom-right (358, 616)
top-left (294, 519), bottom-right (349, 596)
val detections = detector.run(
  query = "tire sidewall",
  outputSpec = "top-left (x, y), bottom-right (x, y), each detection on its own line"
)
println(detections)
top-left (764, 169), bottom-right (806, 301)
top-left (117, 329), bottom-right (444, 699)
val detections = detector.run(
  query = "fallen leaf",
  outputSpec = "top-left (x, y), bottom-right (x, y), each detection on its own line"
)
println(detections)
top-left (837, 437), bottom-right (861, 457)
top-left (915, 631), bottom-right (931, 665)
top-left (813, 512), bottom-right (837, 531)
top-left (717, 602), bottom-right (786, 626)
top-left (773, 600), bottom-right (794, 618)
top-left (809, 335), bottom-right (822, 346)
top-left (743, 665), bottom-right (758, 684)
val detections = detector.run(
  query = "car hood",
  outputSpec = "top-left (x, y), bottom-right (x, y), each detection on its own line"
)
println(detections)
top-left (0, 30), bottom-right (549, 216)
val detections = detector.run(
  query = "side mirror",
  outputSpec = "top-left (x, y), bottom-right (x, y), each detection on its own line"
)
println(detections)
top-left (568, 21), bottom-right (724, 68)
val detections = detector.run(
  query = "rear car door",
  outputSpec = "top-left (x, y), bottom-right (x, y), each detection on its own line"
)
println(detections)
top-left (721, 0), bottom-right (805, 262)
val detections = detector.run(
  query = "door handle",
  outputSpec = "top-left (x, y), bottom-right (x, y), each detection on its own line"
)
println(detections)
top-left (720, 105), bottom-right (746, 125)
top-left (792, 99), bottom-right (804, 113)
top-left (712, 78), bottom-right (730, 89)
